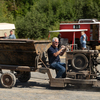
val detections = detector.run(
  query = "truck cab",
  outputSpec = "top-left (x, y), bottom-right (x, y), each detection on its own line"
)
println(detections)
top-left (59, 19), bottom-right (100, 49)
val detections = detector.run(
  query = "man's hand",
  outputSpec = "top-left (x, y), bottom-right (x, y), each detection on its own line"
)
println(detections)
top-left (60, 45), bottom-right (66, 56)
top-left (61, 45), bottom-right (66, 50)
top-left (53, 45), bottom-right (65, 57)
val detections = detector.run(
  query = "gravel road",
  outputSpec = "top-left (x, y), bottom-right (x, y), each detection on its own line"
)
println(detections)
top-left (0, 57), bottom-right (100, 100)
top-left (0, 71), bottom-right (100, 100)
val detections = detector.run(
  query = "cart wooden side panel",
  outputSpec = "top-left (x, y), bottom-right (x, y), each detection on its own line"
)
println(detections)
top-left (0, 39), bottom-right (51, 68)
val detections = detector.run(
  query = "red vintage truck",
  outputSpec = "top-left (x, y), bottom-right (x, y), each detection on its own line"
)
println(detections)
top-left (50, 19), bottom-right (100, 49)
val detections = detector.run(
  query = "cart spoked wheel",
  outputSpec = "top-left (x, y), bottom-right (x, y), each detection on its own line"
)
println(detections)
top-left (18, 72), bottom-right (31, 83)
top-left (0, 72), bottom-right (16, 88)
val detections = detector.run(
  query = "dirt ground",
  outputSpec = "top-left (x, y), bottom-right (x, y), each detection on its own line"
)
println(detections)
top-left (0, 70), bottom-right (100, 100)
top-left (0, 57), bottom-right (100, 100)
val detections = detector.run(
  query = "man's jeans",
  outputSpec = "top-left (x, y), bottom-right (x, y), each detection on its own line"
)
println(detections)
top-left (81, 42), bottom-right (86, 48)
top-left (50, 62), bottom-right (66, 78)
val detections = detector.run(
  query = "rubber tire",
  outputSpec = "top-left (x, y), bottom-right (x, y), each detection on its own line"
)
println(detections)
top-left (18, 72), bottom-right (31, 83)
top-left (0, 72), bottom-right (16, 88)
top-left (71, 54), bottom-right (88, 71)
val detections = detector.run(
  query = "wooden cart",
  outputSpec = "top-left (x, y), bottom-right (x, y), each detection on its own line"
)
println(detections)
top-left (0, 39), bottom-right (51, 88)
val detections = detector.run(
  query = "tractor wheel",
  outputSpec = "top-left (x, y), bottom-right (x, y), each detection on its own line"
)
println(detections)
top-left (18, 72), bottom-right (31, 83)
top-left (0, 72), bottom-right (16, 88)
top-left (71, 54), bottom-right (88, 70)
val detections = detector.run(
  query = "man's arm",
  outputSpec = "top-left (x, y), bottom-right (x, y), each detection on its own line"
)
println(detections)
top-left (60, 48), bottom-right (66, 56)
top-left (53, 45), bottom-right (66, 57)
top-left (53, 48), bottom-right (63, 57)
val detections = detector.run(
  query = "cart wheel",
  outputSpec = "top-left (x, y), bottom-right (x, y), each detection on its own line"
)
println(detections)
top-left (18, 72), bottom-right (31, 82)
top-left (71, 54), bottom-right (88, 70)
top-left (0, 72), bottom-right (16, 88)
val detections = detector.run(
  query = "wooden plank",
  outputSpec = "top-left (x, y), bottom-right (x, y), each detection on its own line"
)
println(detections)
top-left (93, 80), bottom-right (100, 87)
top-left (66, 71), bottom-right (89, 75)
top-left (16, 66), bottom-right (30, 71)
top-left (0, 64), bottom-right (33, 71)
top-left (38, 67), bottom-right (53, 79)
top-left (50, 78), bottom-right (65, 87)
top-left (64, 78), bottom-right (97, 85)
top-left (49, 78), bottom-right (98, 87)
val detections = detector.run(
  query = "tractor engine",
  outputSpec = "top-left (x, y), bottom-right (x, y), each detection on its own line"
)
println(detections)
top-left (66, 50), bottom-right (99, 79)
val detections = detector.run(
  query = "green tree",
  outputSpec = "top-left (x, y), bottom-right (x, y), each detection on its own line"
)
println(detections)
top-left (82, 0), bottom-right (99, 18)
top-left (16, 5), bottom-right (49, 39)
top-left (15, 0), bottom-right (100, 39)
top-left (0, 0), bottom-right (14, 23)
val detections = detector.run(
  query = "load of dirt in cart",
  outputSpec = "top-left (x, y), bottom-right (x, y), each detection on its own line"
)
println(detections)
top-left (0, 39), bottom-right (51, 67)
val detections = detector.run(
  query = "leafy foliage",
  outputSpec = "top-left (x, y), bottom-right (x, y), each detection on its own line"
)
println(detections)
top-left (0, 0), bottom-right (14, 23)
top-left (1, 0), bottom-right (100, 39)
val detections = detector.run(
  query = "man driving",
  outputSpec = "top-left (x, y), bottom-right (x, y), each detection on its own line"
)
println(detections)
top-left (48, 37), bottom-right (66, 78)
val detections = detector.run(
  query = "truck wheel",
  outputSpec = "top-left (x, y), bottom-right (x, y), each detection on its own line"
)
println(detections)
top-left (0, 72), bottom-right (16, 88)
top-left (18, 72), bottom-right (31, 82)
top-left (71, 54), bottom-right (88, 70)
